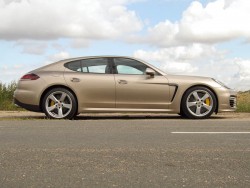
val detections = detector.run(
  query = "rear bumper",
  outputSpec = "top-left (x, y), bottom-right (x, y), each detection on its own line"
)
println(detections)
top-left (14, 98), bottom-right (41, 112)
top-left (13, 78), bottom-right (46, 112)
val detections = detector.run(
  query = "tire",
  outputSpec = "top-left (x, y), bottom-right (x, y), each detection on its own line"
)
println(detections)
top-left (178, 109), bottom-right (188, 119)
top-left (42, 88), bottom-right (77, 119)
top-left (181, 86), bottom-right (216, 119)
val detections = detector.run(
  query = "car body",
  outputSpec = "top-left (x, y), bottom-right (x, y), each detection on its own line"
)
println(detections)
top-left (14, 56), bottom-right (237, 119)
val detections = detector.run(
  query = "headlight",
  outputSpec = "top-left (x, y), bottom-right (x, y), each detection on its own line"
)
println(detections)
top-left (212, 78), bottom-right (230, 89)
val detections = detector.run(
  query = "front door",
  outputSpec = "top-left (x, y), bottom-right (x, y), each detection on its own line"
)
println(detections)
top-left (113, 57), bottom-right (170, 110)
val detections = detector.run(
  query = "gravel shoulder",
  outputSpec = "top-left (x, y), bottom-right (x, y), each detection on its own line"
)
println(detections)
top-left (0, 111), bottom-right (249, 120)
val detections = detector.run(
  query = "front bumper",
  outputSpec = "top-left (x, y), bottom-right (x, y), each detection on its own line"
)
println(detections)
top-left (217, 88), bottom-right (237, 112)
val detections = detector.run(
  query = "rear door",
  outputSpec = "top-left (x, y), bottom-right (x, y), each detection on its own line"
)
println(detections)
top-left (64, 57), bottom-right (115, 111)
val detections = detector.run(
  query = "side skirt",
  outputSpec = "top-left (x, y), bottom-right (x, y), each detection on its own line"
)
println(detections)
top-left (80, 108), bottom-right (174, 113)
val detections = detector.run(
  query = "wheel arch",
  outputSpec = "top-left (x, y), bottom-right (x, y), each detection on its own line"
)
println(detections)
top-left (180, 84), bottom-right (219, 114)
top-left (39, 85), bottom-right (78, 112)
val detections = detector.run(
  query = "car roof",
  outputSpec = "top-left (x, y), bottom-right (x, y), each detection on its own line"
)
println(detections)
top-left (60, 56), bottom-right (142, 63)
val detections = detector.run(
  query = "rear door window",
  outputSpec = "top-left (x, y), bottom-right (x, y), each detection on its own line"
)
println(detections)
top-left (64, 60), bottom-right (82, 72)
top-left (65, 58), bottom-right (110, 74)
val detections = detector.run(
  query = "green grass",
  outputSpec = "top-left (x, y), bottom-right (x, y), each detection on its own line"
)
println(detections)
top-left (236, 90), bottom-right (250, 113)
top-left (0, 81), bottom-right (250, 112)
top-left (0, 81), bottom-right (22, 111)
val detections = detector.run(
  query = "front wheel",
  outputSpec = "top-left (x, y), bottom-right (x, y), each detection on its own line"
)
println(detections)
top-left (181, 87), bottom-right (216, 119)
top-left (42, 88), bottom-right (77, 119)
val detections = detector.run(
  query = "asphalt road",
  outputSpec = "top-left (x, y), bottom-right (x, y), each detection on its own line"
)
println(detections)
top-left (0, 116), bottom-right (250, 188)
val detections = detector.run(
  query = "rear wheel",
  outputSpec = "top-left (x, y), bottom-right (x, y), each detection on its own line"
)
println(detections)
top-left (181, 86), bottom-right (216, 119)
top-left (42, 88), bottom-right (77, 119)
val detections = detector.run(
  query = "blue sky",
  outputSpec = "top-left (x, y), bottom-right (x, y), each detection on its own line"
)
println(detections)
top-left (0, 0), bottom-right (249, 90)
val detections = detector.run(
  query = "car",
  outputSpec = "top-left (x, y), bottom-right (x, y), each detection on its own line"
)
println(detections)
top-left (14, 56), bottom-right (237, 119)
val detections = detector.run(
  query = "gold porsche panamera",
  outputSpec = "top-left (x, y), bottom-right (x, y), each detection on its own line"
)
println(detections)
top-left (14, 56), bottom-right (237, 119)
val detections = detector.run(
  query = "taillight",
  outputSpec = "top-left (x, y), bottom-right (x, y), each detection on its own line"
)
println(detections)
top-left (21, 73), bottom-right (40, 80)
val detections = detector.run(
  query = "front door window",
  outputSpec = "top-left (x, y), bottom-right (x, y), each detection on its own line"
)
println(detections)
top-left (114, 58), bottom-right (148, 75)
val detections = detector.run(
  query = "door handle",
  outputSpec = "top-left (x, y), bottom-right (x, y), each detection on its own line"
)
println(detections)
top-left (70, 78), bottom-right (80, 82)
top-left (118, 80), bottom-right (128, 84)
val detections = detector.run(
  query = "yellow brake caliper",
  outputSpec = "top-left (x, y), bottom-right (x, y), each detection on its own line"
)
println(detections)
top-left (205, 98), bottom-right (210, 106)
top-left (50, 100), bottom-right (55, 107)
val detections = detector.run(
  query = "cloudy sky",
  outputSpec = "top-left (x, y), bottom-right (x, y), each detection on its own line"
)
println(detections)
top-left (0, 0), bottom-right (249, 91)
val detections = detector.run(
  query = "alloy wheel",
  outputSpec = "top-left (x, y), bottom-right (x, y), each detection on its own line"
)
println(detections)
top-left (45, 91), bottom-right (73, 119)
top-left (186, 89), bottom-right (214, 117)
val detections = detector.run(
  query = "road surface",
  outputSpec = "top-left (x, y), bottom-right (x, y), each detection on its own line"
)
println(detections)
top-left (0, 113), bottom-right (250, 187)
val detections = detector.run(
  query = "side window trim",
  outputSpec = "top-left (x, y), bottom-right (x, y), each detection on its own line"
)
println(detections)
top-left (64, 57), bottom-right (162, 75)
top-left (110, 57), bottom-right (118, 74)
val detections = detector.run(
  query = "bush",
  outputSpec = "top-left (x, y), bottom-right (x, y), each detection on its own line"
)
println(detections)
top-left (236, 91), bottom-right (250, 113)
top-left (0, 81), bottom-right (21, 111)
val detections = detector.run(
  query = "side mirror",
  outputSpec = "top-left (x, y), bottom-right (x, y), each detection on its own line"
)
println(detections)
top-left (145, 68), bottom-right (155, 77)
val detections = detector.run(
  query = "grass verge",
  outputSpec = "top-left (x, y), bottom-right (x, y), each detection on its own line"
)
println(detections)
top-left (236, 91), bottom-right (250, 113)
top-left (0, 81), bottom-right (22, 111)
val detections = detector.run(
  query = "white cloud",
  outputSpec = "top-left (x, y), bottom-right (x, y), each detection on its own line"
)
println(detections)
top-left (162, 62), bottom-right (198, 74)
top-left (42, 51), bottom-right (71, 69)
top-left (236, 60), bottom-right (250, 80)
top-left (15, 40), bottom-right (48, 55)
top-left (0, 63), bottom-right (32, 82)
top-left (234, 59), bottom-right (250, 90)
top-left (134, 0), bottom-right (250, 47)
top-left (135, 44), bottom-right (220, 62)
top-left (0, 0), bottom-right (249, 91)
top-left (134, 45), bottom-right (250, 91)
top-left (134, 47), bottom-right (199, 74)
top-left (134, 44), bottom-right (219, 73)
top-left (70, 39), bottom-right (91, 49)
top-left (0, 51), bottom-right (72, 82)
top-left (46, 51), bottom-right (71, 63)
top-left (0, 0), bottom-right (143, 40)
top-left (132, 0), bottom-right (250, 91)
